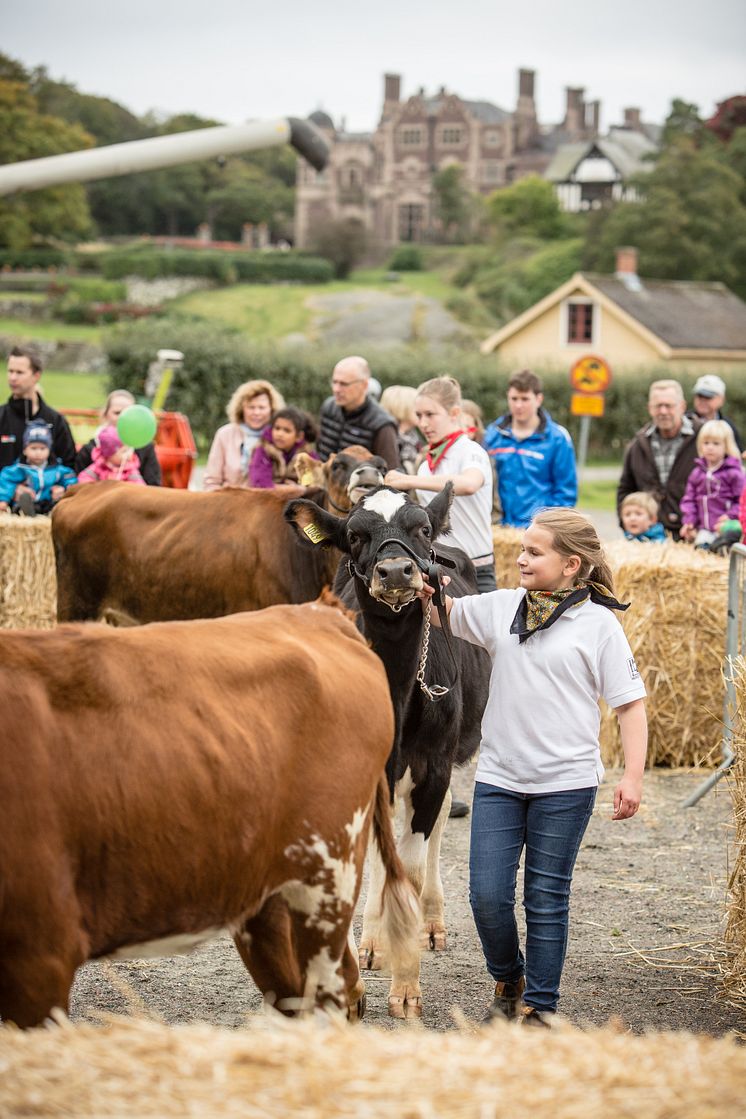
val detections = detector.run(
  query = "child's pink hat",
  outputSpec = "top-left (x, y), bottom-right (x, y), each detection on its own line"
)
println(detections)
top-left (98, 425), bottom-right (123, 458)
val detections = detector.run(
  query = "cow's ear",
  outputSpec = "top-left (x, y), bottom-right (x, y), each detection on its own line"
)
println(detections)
top-left (425, 482), bottom-right (454, 540)
top-left (284, 499), bottom-right (348, 550)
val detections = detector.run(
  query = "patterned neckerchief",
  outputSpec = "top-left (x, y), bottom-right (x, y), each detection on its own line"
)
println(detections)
top-left (511, 581), bottom-right (629, 644)
top-left (426, 430), bottom-right (464, 472)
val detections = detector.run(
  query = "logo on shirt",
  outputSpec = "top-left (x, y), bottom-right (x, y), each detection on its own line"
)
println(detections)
top-left (627, 657), bottom-right (640, 680)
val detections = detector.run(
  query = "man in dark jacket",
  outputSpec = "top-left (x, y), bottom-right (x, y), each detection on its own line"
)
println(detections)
top-left (1, 347), bottom-right (76, 473)
top-left (317, 356), bottom-right (400, 470)
top-left (617, 379), bottom-right (702, 540)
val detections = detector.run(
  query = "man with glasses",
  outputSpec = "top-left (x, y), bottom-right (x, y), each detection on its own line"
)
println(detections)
top-left (617, 379), bottom-right (701, 540)
top-left (316, 356), bottom-right (400, 469)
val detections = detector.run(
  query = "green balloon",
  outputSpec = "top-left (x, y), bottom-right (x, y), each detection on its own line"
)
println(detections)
top-left (721, 519), bottom-right (742, 538)
top-left (117, 405), bottom-right (157, 448)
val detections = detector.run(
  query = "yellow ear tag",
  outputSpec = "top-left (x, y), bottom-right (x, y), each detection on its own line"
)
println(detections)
top-left (300, 471), bottom-right (315, 487)
top-left (303, 522), bottom-right (327, 544)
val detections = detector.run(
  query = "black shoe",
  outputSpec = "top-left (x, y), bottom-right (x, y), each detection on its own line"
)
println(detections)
top-left (519, 1005), bottom-right (553, 1028)
top-left (16, 491), bottom-right (36, 517)
top-left (449, 798), bottom-right (469, 818)
top-left (483, 976), bottom-right (526, 1023)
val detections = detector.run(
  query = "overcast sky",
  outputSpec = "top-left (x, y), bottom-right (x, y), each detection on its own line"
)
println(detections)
top-left (4, 0), bottom-right (745, 135)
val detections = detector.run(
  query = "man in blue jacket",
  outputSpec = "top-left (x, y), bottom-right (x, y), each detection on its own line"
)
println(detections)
top-left (484, 370), bottom-right (577, 527)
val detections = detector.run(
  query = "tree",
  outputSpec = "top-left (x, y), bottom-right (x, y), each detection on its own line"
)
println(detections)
top-left (487, 176), bottom-right (564, 240)
top-left (432, 163), bottom-right (471, 242)
top-left (0, 77), bottom-right (93, 248)
top-left (660, 98), bottom-right (708, 149)
top-left (207, 160), bottom-right (293, 241)
top-left (581, 141), bottom-right (746, 297)
top-left (310, 217), bottom-right (366, 278)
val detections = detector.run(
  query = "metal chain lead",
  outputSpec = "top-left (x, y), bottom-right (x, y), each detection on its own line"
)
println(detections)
top-left (416, 599), bottom-right (449, 701)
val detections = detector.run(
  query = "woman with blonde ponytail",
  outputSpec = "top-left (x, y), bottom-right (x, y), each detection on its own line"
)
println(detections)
top-left (422, 507), bottom-right (647, 1027)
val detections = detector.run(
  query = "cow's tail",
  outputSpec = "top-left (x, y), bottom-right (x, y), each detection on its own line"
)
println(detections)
top-left (372, 774), bottom-right (421, 974)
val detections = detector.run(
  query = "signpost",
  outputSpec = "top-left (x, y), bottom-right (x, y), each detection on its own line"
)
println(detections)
top-left (569, 355), bottom-right (612, 475)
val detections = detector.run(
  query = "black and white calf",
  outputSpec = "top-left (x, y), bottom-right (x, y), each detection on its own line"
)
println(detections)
top-left (285, 484), bottom-right (490, 1018)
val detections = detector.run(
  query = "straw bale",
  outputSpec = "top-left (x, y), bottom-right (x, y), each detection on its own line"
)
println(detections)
top-left (723, 657), bottom-right (746, 1008)
top-left (599, 542), bottom-right (727, 768)
top-left (0, 1014), bottom-right (743, 1118)
top-left (0, 513), bottom-right (56, 630)
top-left (493, 528), bottom-right (728, 768)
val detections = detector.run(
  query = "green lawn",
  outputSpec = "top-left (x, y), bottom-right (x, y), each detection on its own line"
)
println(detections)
top-left (41, 370), bottom-right (108, 410)
top-left (170, 267), bottom-right (467, 340)
top-left (577, 478), bottom-right (617, 511)
top-left (0, 316), bottom-right (102, 343)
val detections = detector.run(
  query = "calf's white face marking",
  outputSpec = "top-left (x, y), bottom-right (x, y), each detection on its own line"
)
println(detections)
top-left (362, 490), bottom-right (407, 523)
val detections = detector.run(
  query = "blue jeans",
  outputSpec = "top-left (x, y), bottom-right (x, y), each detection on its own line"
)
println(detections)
top-left (469, 781), bottom-right (596, 1013)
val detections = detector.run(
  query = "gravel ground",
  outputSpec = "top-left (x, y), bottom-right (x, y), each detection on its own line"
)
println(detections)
top-left (69, 766), bottom-right (743, 1037)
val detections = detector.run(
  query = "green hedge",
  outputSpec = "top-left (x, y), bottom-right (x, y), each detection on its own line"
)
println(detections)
top-left (103, 316), bottom-right (735, 456)
top-left (388, 245), bottom-right (423, 271)
top-left (0, 248), bottom-right (70, 270)
top-left (99, 249), bottom-right (334, 284)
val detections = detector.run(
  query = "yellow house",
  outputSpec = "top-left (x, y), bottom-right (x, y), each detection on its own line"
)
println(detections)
top-left (480, 254), bottom-right (746, 379)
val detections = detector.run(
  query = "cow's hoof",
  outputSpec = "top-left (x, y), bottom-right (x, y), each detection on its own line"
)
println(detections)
top-left (358, 944), bottom-right (387, 971)
top-left (388, 994), bottom-right (423, 1020)
top-left (421, 924), bottom-right (447, 951)
top-left (348, 992), bottom-right (367, 1022)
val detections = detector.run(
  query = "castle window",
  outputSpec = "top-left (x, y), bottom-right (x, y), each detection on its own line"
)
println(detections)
top-left (482, 161), bottom-right (501, 183)
top-left (565, 300), bottom-right (595, 344)
top-left (484, 130), bottom-right (499, 146)
top-left (399, 127), bottom-right (423, 146)
top-left (441, 127), bottom-right (463, 145)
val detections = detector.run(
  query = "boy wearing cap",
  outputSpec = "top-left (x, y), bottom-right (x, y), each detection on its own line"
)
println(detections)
top-left (691, 374), bottom-right (743, 453)
top-left (0, 423), bottom-right (78, 516)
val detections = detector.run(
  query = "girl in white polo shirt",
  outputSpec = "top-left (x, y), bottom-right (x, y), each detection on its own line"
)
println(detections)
top-left (385, 375), bottom-right (496, 592)
top-left (422, 507), bottom-right (647, 1027)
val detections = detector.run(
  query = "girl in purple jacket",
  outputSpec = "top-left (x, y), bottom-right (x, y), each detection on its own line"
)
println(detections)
top-left (248, 407), bottom-right (318, 489)
top-left (680, 420), bottom-right (744, 546)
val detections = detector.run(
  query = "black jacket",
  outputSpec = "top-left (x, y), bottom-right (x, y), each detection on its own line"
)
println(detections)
top-left (74, 437), bottom-right (162, 485)
top-left (617, 418), bottom-right (702, 538)
top-left (316, 396), bottom-right (400, 469)
top-left (0, 393), bottom-right (76, 470)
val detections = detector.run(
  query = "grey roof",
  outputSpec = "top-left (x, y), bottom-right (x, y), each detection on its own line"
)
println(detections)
top-left (422, 97), bottom-right (509, 123)
top-left (544, 130), bottom-right (657, 182)
top-left (585, 275), bottom-right (746, 350)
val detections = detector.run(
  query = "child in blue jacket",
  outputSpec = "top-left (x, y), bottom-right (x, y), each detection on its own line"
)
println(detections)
top-left (0, 422), bottom-right (78, 516)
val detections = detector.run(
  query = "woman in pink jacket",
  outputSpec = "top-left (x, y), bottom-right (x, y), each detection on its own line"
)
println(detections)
top-left (203, 379), bottom-right (285, 491)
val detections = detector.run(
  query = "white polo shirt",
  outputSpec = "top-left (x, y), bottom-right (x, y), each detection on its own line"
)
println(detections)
top-left (415, 435), bottom-right (493, 562)
top-left (450, 588), bottom-right (646, 793)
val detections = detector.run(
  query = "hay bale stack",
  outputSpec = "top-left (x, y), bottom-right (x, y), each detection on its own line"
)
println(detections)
top-left (0, 1015), bottom-right (744, 1118)
top-left (0, 513), bottom-right (56, 629)
top-left (599, 542), bottom-right (727, 767)
top-left (724, 656), bottom-right (746, 1010)
top-left (492, 526), bottom-right (523, 588)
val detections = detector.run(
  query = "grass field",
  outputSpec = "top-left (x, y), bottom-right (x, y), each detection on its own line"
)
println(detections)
top-left (0, 316), bottom-right (102, 343)
top-left (41, 370), bottom-right (107, 410)
top-left (170, 267), bottom-right (467, 339)
top-left (576, 478), bottom-right (618, 511)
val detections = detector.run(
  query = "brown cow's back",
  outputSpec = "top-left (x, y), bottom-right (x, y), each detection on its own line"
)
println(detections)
top-left (52, 483), bottom-right (337, 622)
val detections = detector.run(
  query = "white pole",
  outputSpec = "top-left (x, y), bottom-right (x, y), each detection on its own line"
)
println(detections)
top-left (0, 117), bottom-right (328, 196)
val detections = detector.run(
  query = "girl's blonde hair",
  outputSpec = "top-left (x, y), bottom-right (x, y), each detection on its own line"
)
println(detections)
top-left (696, 419), bottom-right (739, 460)
top-left (532, 507), bottom-right (615, 593)
top-left (227, 380), bottom-right (285, 424)
top-left (416, 376), bottom-right (462, 413)
top-left (380, 384), bottom-right (417, 426)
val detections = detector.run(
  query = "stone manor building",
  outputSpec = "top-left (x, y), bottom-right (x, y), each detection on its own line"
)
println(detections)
top-left (294, 70), bottom-right (649, 248)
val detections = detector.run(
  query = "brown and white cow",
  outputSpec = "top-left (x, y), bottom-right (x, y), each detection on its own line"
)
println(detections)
top-left (52, 448), bottom-right (386, 624)
top-left (0, 599), bottom-right (419, 1028)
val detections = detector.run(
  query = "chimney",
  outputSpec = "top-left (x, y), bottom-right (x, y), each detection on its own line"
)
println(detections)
top-left (564, 87), bottom-right (585, 135)
top-left (624, 107), bottom-right (642, 130)
top-left (384, 73), bottom-right (401, 103)
top-left (438, 85), bottom-right (447, 97)
top-left (615, 246), bottom-right (642, 291)
top-left (518, 68), bottom-right (535, 99)
top-left (587, 99), bottom-right (600, 135)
